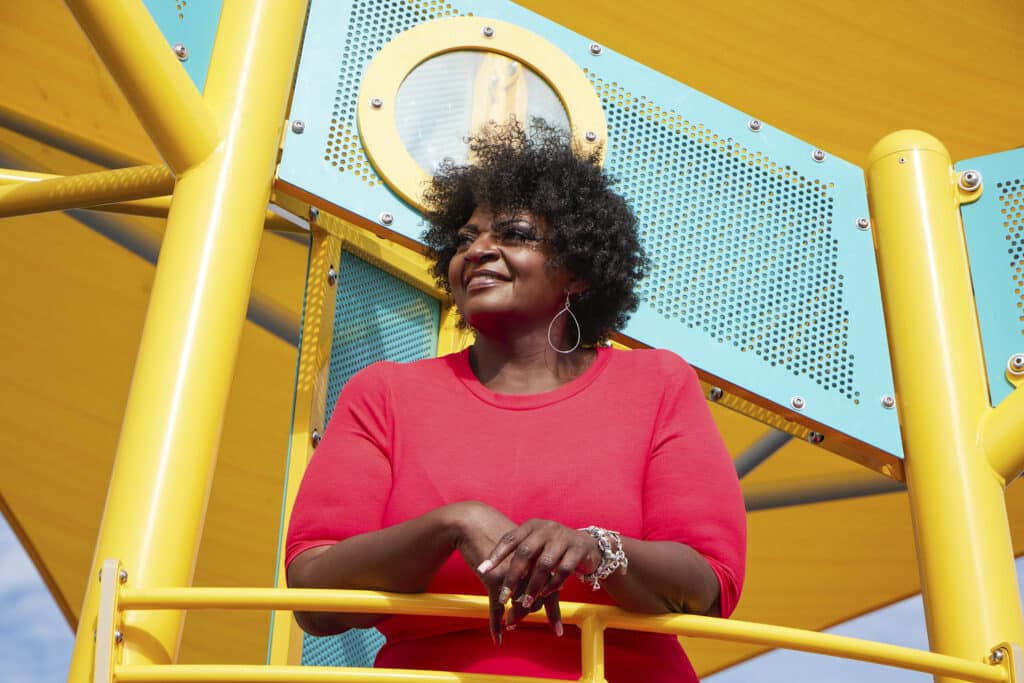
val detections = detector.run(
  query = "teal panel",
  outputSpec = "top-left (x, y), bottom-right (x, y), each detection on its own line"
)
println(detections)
top-left (279, 0), bottom-right (901, 458)
top-left (142, 0), bottom-right (222, 91)
top-left (302, 250), bottom-right (440, 667)
top-left (956, 148), bottom-right (1024, 407)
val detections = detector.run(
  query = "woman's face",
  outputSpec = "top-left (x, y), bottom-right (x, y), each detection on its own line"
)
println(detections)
top-left (448, 205), bottom-right (575, 334)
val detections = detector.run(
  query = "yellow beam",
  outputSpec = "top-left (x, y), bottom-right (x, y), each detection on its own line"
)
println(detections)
top-left (984, 386), bottom-right (1024, 483)
top-left (867, 130), bottom-right (1024, 679)
top-left (63, 0), bottom-right (218, 174)
top-left (0, 165), bottom-right (173, 217)
top-left (65, 0), bottom-right (309, 679)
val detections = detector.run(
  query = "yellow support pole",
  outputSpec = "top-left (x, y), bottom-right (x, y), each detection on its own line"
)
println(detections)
top-left (984, 385), bottom-right (1024, 483)
top-left (0, 165), bottom-right (174, 218)
top-left (867, 131), bottom-right (1024, 679)
top-left (66, 1), bottom-right (309, 681)
top-left (63, 0), bottom-right (218, 174)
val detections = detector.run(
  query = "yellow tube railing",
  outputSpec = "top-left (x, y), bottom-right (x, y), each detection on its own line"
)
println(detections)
top-left (103, 585), bottom-right (1008, 683)
top-left (0, 164), bottom-right (174, 217)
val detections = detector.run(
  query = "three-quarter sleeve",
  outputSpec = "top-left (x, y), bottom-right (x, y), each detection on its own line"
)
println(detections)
top-left (285, 362), bottom-right (394, 567)
top-left (642, 351), bottom-right (747, 617)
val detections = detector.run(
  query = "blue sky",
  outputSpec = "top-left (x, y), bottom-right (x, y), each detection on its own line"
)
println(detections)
top-left (1, 516), bottom-right (1020, 682)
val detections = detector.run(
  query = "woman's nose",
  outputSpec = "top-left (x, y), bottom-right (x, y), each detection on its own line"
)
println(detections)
top-left (464, 232), bottom-right (499, 262)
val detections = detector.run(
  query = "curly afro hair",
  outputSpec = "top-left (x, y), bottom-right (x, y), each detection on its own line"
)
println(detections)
top-left (421, 120), bottom-right (648, 346)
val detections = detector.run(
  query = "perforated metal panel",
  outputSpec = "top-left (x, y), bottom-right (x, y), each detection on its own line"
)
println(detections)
top-left (302, 250), bottom-right (440, 668)
top-left (142, 0), bottom-right (222, 91)
top-left (279, 0), bottom-right (902, 458)
top-left (957, 147), bottom-right (1024, 406)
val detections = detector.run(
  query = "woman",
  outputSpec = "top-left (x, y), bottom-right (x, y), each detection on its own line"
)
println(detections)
top-left (286, 121), bottom-right (746, 681)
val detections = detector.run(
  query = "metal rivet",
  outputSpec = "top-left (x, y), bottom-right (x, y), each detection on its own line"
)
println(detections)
top-left (114, 630), bottom-right (123, 644)
top-left (881, 395), bottom-right (896, 409)
top-left (708, 386), bottom-right (723, 401)
top-left (379, 212), bottom-right (394, 226)
top-left (1008, 353), bottom-right (1024, 376)
top-left (589, 43), bottom-right (603, 56)
top-left (790, 396), bottom-right (806, 410)
top-left (291, 120), bottom-right (305, 134)
top-left (748, 119), bottom-right (762, 132)
top-left (856, 217), bottom-right (870, 230)
top-left (370, 97), bottom-right (384, 109)
top-left (173, 43), bottom-right (188, 61)
top-left (327, 266), bottom-right (338, 286)
top-left (811, 149), bottom-right (826, 163)
top-left (311, 429), bottom-right (321, 447)
top-left (119, 569), bottom-right (128, 584)
top-left (584, 131), bottom-right (598, 143)
top-left (898, 156), bottom-right (906, 164)
top-left (991, 649), bottom-right (1005, 665)
top-left (807, 431), bottom-right (824, 444)
top-left (309, 207), bottom-right (319, 222)
top-left (959, 170), bottom-right (982, 192)
top-left (482, 25), bottom-right (495, 37)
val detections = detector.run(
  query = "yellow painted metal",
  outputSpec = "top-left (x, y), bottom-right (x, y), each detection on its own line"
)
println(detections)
top-left (65, 1), bottom-right (310, 680)
top-left (867, 130), bottom-right (1024, 678)
top-left (0, 165), bottom-right (173, 217)
top-left (356, 16), bottom-right (606, 211)
top-left (113, 586), bottom-right (1006, 682)
top-left (578, 616), bottom-right (607, 683)
top-left (63, 0), bottom-right (217, 175)
top-left (985, 386), bottom-right (1024, 483)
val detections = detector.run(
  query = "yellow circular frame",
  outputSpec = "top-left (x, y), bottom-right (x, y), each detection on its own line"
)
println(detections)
top-left (357, 16), bottom-right (608, 212)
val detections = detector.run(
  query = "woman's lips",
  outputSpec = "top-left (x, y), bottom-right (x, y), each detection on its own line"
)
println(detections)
top-left (465, 273), bottom-right (508, 292)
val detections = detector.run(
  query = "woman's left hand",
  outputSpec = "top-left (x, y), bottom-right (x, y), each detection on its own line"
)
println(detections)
top-left (477, 519), bottom-right (600, 629)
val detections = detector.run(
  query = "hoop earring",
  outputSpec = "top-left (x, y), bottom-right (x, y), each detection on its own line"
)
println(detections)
top-left (547, 292), bottom-right (581, 354)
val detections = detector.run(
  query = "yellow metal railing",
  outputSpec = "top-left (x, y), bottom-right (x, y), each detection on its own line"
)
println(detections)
top-left (94, 560), bottom-right (1013, 683)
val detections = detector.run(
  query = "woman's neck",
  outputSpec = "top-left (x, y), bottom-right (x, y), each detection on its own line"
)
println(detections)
top-left (469, 332), bottom-right (595, 395)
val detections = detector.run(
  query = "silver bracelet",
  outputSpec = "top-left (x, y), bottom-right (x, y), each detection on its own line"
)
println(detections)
top-left (577, 526), bottom-right (628, 590)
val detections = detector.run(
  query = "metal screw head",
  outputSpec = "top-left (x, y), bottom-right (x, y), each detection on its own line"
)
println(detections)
top-left (584, 131), bottom-right (598, 143)
top-left (291, 120), bottom-right (305, 134)
top-left (748, 119), bottom-right (762, 132)
top-left (114, 630), bottom-right (124, 644)
top-left (881, 395), bottom-right (896, 409)
top-left (991, 649), bottom-right (1005, 665)
top-left (588, 42), bottom-right (603, 56)
top-left (309, 206), bottom-right (320, 222)
top-left (1008, 353), bottom-right (1024, 376)
top-left (856, 217), bottom-right (870, 230)
top-left (379, 212), bottom-right (394, 226)
top-left (370, 97), bottom-right (384, 109)
top-left (311, 429), bottom-right (321, 447)
top-left (482, 25), bottom-right (495, 37)
top-left (327, 266), bottom-right (338, 286)
top-left (119, 569), bottom-right (128, 584)
top-left (173, 43), bottom-right (188, 61)
top-left (811, 149), bottom-right (826, 163)
top-left (790, 396), bottom-right (806, 410)
top-left (898, 156), bottom-right (906, 165)
top-left (708, 386), bottom-right (724, 401)
top-left (959, 169), bottom-right (982, 192)
top-left (807, 431), bottom-right (824, 444)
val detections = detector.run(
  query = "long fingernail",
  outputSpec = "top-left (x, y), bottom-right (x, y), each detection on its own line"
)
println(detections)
top-left (555, 622), bottom-right (564, 637)
top-left (506, 623), bottom-right (516, 631)
top-left (498, 587), bottom-right (511, 603)
top-left (477, 559), bottom-right (494, 573)
top-left (521, 595), bottom-right (533, 609)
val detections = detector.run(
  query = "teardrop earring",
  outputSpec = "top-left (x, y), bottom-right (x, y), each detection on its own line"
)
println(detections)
top-left (547, 292), bottom-right (581, 354)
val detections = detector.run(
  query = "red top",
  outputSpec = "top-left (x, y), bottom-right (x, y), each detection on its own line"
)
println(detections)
top-left (287, 347), bottom-right (746, 681)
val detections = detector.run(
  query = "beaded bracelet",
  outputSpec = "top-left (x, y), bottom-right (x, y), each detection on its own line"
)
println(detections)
top-left (578, 526), bottom-right (629, 590)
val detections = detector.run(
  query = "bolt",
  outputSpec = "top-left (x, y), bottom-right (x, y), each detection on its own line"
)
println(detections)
top-left (898, 156), bottom-right (906, 164)
top-left (370, 97), bottom-right (384, 109)
top-left (311, 429), bottom-right (321, 447)
top-left (856, 217), bottom-right (870, 230)
top-left (991, 649), bottom-right (1005, 665)
top-left (881, 395), bottom-right (896, 409)
top-left (173, 43), bottom-right (188, 61)
top-left (589, 43), bottom-right (603, 56)
top-left (708, 386), bottom-right (723, 401)
top-left (790, 396), bottom-right (806, 410)
top-left (327, 266), bottom-right (338, 286)
top-left (482, 25), bottom-right (495, 37)
top-left (811, 149), bottom-right (826, 163)
top-left (309, 207), bottom-right (320, 222)
top-left (1009, 353), bottom-right (1024, 376)
top-left (114, 630), bottom-right (123, 644)
top-left (379, 212), bottom-right (394, 226)
top-left (119, 569), bottom-right (128, 584)
top-left (748, 119), bottom-right (762, 132)
top-left (584, 131), bottom-right (597, 143)
top-left (958, 170), bottom-right (982, 192)
top-left (807, 431), bottom-right (824, 444)
top-left (291, 120), bottom-right (305, 134)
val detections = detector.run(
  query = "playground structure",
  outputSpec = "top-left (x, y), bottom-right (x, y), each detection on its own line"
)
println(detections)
top-left (1, 1), bottom-right (1023, 681)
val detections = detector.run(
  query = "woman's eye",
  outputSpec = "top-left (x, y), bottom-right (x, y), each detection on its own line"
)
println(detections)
top-left (499, 228), bottom-right (537, 245)
top-left (455, 232), bottom-right (476, 249)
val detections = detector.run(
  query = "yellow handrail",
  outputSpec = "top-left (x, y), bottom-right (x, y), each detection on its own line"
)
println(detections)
top-left (113, 586), bottom-right (1007, 683)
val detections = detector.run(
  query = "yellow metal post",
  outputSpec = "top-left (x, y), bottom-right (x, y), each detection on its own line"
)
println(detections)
top-left (867, 131), bottom-right (1024, 679)
top-left (66, 1), bottom-right (309, 680)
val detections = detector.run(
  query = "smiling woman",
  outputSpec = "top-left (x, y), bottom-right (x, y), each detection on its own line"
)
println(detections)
top-left (284, 120), bottom-right (746, 681)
